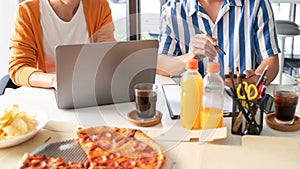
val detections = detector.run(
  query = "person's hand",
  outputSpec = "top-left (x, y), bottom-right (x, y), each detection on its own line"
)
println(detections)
top-left (187, 34), bottom-right (218, 61)
top-left (243, 70), bottom-right (259, 85)
top-left (224, 69), bottom-right (259, 89)
top-left (51, 74), bottom-right (57, 89)
top-left (29, 72), bottom-right (57, 89)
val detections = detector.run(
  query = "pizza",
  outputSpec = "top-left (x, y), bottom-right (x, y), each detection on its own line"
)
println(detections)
top-left (77, 126), bottom-right (166, 169)
top-left (17, 126), bottom-right (166, 169)
top-left (17, 153), bottom-right (90, 169)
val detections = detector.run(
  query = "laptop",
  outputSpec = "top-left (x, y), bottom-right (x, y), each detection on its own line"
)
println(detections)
top-left (54, 40), bottom-right (158, 109)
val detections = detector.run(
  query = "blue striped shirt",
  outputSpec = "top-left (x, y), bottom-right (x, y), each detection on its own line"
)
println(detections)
top-left (158, 0), bottom-right (280, 75)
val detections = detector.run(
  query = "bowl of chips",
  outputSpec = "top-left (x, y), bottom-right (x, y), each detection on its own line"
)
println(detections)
top-left (0, 104), bottom-right (48, 148)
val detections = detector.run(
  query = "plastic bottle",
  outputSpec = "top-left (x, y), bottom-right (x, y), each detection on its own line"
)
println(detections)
top-left (180, 59), bottom-right (203, 130)
top-left (201, 62), bottom-right (224, 129)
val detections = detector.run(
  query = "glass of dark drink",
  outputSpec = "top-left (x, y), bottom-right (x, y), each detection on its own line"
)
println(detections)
top-left (274, 85), bottom-right (299, 125)
top-left (134, 83), bottom-right (157, 119)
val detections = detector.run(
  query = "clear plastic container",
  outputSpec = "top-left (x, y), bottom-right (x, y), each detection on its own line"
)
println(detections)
top-left (201, 62), bottom-right (224, 129)
top-left (180, 59), bottom-right (203, 130)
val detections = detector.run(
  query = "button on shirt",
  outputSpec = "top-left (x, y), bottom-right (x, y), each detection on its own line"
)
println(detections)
top-left (158, 0), bottom-right (280, 75)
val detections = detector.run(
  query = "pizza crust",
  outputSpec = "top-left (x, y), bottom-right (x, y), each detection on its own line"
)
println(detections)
top-left (133, 130), bottom-right (166, 169)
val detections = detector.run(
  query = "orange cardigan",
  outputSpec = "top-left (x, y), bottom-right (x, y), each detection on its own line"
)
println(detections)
top-left (9, 0), bottom-right (115, 86)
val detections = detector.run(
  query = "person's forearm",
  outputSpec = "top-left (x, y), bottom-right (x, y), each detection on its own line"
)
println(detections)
top-left (156, 54), bottom-right (188, 76)
top-left (255, 54), bottom-right (279, 84)
top-left (29, 71), bottom-right (56, 89)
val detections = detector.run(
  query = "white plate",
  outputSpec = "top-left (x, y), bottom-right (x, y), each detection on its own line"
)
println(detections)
top-left (0, 111), bottom-right (48, 148)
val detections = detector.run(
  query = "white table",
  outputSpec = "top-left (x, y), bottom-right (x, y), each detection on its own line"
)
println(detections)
top-left (0, 75), bottom-right (299, 168)
top-left (270, 0), bottom-right (300, 3)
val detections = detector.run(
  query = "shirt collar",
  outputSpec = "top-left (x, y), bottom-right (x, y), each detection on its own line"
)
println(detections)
top-left (187, 0), bottom-right (243, 16)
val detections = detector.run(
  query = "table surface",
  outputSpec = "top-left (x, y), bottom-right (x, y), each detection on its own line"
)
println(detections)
top-left (270, 0), bottom-right (300, 3)
top-left (0, 75), bottom-right (299, 168)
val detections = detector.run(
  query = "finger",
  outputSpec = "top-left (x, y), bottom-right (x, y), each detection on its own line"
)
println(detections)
top-left (190, 34), bottom-right (218, 59)
top-left (194, 34), bottom-right (218, 46)
top-left (192, 39), bottom-right (216, 51)
top-left (192, 40), bottom-right (217, 56)
top-left (187, 52), bottom-right (198, 61)
top-left (205, 34), bottom-right (218, 46)
top-left (192, 41), bottom-right (217, 59)
top-left (193, 55), bottom-right (203, 61)
top-left (243, 69), bottom-right (255, 78)
top-left (193, 35), bottom-right (217, 48)
top-left (187, 49), bottom-right (204, 61)
top-left (193, 34), bottom-right (217, 46)
top-left (242, 75), bottom-right (258, 85)
top-left (183, 51), bottom-right (197, 62)
top-left (192, 48), bottom-right (216, 60)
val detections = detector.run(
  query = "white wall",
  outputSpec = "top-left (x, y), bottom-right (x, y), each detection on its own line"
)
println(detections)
top-left (0, 1), bottom-right (18, 78)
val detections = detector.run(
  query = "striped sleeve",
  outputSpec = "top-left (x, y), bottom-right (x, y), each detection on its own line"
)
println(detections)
top-left (254, 0), bottom-right (280, 61)
top-left (158, 1), bottom-right (182, 56)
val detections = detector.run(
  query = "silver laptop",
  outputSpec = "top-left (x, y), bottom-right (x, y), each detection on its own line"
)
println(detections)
top-left (55, 40), bottom-right (158, 109)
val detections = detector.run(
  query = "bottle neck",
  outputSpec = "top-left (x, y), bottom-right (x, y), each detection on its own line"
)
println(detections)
top-left (207, 72), bottom-right (220, 75)
top-left (187, 68), bottom-right (198, 72)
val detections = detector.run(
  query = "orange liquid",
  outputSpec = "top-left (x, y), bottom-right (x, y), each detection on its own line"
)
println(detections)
top-left (201, 107), bottom-right (223, 129)
top-left (180, 73), bottom-right (202, 130)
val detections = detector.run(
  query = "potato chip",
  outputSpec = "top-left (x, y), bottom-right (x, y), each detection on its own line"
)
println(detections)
top-left (3, 126), bottom-right (23, 137)
top-left (0, 104), bottom-right (37, 140)
top-left (0, 110), bottom-right (13, 124)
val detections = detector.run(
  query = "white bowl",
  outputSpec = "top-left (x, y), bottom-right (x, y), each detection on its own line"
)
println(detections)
top-left (0, 111), bottom-right (48, 148)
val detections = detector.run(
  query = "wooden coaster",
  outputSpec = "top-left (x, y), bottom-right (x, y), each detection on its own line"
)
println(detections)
top-left (127, 110), bottom-right (162, 127)
top-left (265, 113), bottom-right (300, 132)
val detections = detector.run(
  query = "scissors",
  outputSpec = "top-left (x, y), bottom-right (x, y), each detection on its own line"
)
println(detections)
top-left (236, 81), bottom-right (258, 101)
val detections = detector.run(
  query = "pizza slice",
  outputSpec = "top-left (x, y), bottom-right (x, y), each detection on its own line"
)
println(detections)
top-left (17, 153), bottom-right (90, 169)
top-left (77, 126), bottom-right (166, 169)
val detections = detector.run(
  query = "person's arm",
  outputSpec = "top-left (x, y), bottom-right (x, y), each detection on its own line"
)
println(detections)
top-left (29, 71), bottom-right (57, 89)
top-left (157, 34), bottom-right (218, 77)
top-left (224, 55), bottom-right (279, 87)
top-left (251, 1), bottom-right (279, 84)
top-left (91, 0), bottom-right (115, 42)
top-left (224, 1), bottom-right (280, 87)
top-left (157, 1), bottom-right (218, 77)
top-left (156, 54), bottom-right (187, 76)
top-left (9, 2), bottom-right (49, 87)
top-left (255, 54), bottom-right (279, 84)
top-left (94, 23), bottom-right (115, 42)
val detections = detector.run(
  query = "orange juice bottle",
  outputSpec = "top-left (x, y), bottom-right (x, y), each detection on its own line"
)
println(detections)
top-left (180, 59), bottom-right (203, 130)
top-left (201, 62), bottom-right (224, 129)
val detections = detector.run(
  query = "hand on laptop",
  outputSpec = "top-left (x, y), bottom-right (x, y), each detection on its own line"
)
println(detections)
top-left (52, 75), bottom-right (57, 90)
top-left (29, 72), bottom-right (57, 89)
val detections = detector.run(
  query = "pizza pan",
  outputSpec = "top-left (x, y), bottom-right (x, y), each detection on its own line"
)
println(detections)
top-left (31, 139), bottom-right (175, 168)
top-left (31, 139), bottom-right (87, 163)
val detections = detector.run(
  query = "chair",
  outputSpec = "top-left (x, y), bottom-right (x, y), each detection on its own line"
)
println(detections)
top-left (275, 20), bottom-right (300, 84)
top-left (0, 74), bottom-right (19, 95)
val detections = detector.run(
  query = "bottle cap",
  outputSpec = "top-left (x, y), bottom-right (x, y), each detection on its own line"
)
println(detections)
top-left (186, 59), bottom-right (198, 70)
top-left (207, 62), bottom-right (220, 73)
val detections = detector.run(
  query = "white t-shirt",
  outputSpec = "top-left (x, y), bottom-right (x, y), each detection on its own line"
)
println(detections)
top-left (40, 0), bottom-right (89, 73)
